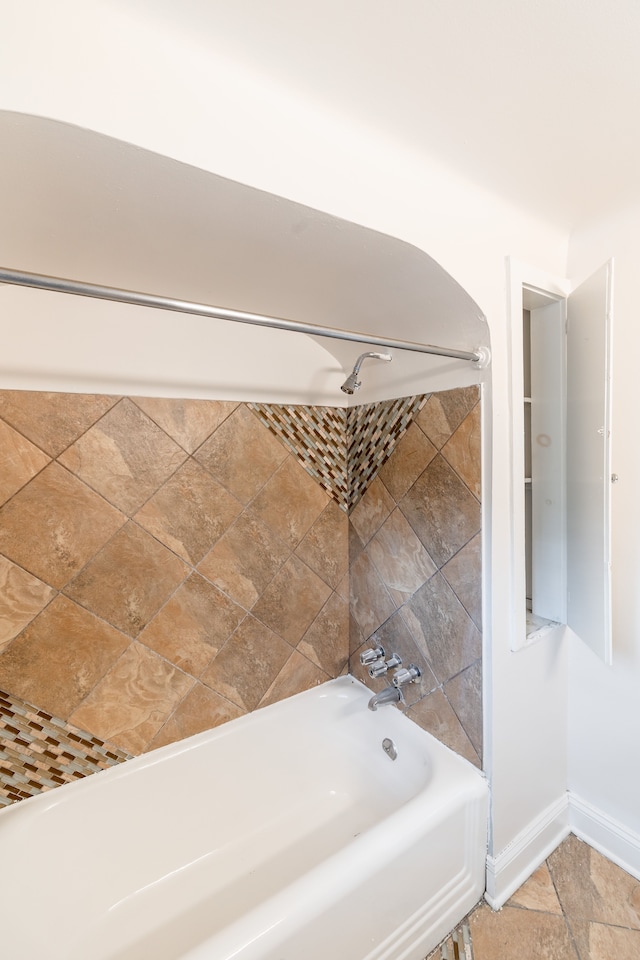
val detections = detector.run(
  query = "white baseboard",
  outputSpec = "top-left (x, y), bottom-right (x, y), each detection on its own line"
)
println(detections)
top-left (569, 793), bottom-right (640, 882)
top-left (485, 793), bottom-right (570, 909)
top-left (486, 792), bottom-right (640, 910)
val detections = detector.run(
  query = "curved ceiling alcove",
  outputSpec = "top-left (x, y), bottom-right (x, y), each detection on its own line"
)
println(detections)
top-left (0, 111), bottom-right (488, 405)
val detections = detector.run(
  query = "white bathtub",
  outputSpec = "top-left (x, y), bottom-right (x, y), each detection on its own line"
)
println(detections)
top-left (0, 676), bottom-right (488, 960)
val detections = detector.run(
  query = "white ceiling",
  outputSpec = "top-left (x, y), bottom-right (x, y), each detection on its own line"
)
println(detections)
top-left (116, 0), bottom-right (640, 231)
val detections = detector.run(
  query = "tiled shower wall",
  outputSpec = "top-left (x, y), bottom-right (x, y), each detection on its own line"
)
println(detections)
top-left (0, 385), bottom-right (481, 803)
top-left (349, 386), bottom-right (482, 767)
top-left (0, 394), bottom-right (349, 801)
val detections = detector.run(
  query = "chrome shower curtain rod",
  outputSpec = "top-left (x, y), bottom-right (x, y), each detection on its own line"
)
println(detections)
top-left (0, 266), bottom-right (482, 363)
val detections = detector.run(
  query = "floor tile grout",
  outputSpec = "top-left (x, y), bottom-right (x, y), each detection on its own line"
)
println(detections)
top-left (429, 833), bottom-right (640, 959)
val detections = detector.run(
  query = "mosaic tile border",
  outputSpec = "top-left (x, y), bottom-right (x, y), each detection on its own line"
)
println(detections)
top-left (251, 395), bottom-right (428, 511)
top-left (347, 395), bottom-right (428, 508)
top-left (429, 921), bottom-right (474, 959)
top-left (0, 688), bottom-right (131, 806)
top-left (250, 403), bottom-right (349, 508)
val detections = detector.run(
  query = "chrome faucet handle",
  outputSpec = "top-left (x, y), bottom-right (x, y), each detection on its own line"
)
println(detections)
top-left (368, 652), bottom-right (402, 678)
top-left (360, 645), bottom-right (385, 666)
top-left (392, 664), bottom-right (421, 688)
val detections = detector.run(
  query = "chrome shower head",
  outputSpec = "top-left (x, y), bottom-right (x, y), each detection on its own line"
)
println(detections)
top-left (340, 371), bottom-right (361, 395)
top-left (340, 352), bottom-right (392, 394)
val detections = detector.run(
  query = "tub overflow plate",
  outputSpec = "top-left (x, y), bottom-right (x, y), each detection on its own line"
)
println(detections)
top-left (382, 737), bottom-right (398, 761)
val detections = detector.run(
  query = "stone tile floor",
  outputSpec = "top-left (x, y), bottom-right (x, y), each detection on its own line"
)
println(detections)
top-left (428, 834), bottom-right (640, 959)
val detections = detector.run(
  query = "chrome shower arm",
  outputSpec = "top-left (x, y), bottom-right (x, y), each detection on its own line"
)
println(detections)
top-left (340, 351), bottom-right (392, 394)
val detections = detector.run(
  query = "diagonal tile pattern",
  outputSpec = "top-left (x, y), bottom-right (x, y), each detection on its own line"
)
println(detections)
top-left (251, 456), bottom-right (329, 549)
top-left (0, 390), bottom-right (119, 457)
top-left (59, 397), bottom-right (187, 514)
top-left (250, 402), bottom-right (349, 508)
top-left (64, 522), bottom-right (190, 637)
top-left (400, 454), bottom-right (481, 568)
top-left (0, 418), bottom-right (50, 505)
top-left (138, 572), bottom-right (246, 676)
top-left (0, 686), bottom-right (130, 806)
top-left (0, 391), bottom-right (353, 792)
top-left (347, 395), bottom-right (427, 508)
top-left (250, 395), bottom-right (428, 511)
top-left (0, 383), bottom-right (481, 803)
top-left (134, 458), bottom-right (243, 565)
top-left (194, 404), bottom-right (288, 504)
top-left (429, 835), bottom-right (640, 960)
top-left (0, 557), bottom-right (54, 653)
top-left (0, 462), bottom-right (126, 589)
top-left (132, 397), bottom-right (239, 453)
top-left (69, 642), bottom-right (195, 755)
top-left (0, 597), bottom-right (130, 719)
top-left (348, 386), bottom-right (483, 766)
top-left (197, 508), bottom-right (292, 609)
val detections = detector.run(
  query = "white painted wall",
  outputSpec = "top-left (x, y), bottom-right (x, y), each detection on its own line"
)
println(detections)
top-left (0, 1), bottom-right (575, 879)
top-left (0, 111), bottom-right (488, 406)
top-left (568, 203), bottom-right (640, 839)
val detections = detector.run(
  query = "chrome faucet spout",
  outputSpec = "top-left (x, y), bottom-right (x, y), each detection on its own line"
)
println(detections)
top-left (368, 686), bottom-right (403, 711)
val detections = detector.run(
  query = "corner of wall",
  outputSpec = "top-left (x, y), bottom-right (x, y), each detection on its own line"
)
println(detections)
top-left (485, 792), bottom-right (570, 909)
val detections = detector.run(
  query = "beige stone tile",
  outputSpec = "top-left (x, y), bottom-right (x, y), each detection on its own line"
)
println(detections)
top-left (0, 556), bottom-right (55, 652)
top-left (404, 573), bottom-right (482, 684)
top-left (298, 591), bottom-right (349, 677)
top-left (509, 863), bottom-right (563, 915)
top-left (70, 642), bottom-right (193, 754)
top-left (251, 455), bottom-right (329, 549)
top-left (349, 476), bottom-right (394, 545)
top-left (349, 519), bottom-right (365, 564)
top-left (548, 834), bottom-right (640, 930)
top-left (194, 405), bottom-right (287, 504)
top-left (0, 419), bottom-right (50, 506)
top-left (349, 613), bottom-right (365, 659)
top-left (134, 458), bottom-right (242, 564)
top-left (589, 848), bottom-right (640, 929)
top-left (146, 682), bottom-right (245, 751)
top-left (0, 391), bottom-right (119, 457)
top-left (59, 398), bottom-right (187, 515)
top-left (570, 918), bottom-right (640, 960)
top-left (139, 572), bottom-right (246, 676)
top-left (201, 615), bottom-right (293, 711)
top-left (468, 903), bottom-right (578, 959)
top-left (252, 555), bottom-right (332, 645)
top-left (197, 508), bottom-right (290, 609)
top-left (366, 508), bottom-right (437, 604)
top-left (65, 522), bottom-right (189, 637)
top-left (259, 650), bottom-right (329, 708)
top-left (0, 596), bottom-right (129, 719)
top-left (415, 386), bottom-right (479, 450)
top-left (0, 462), bottom-right (126, 588)
top-left (444, 659), bottom-right (483, 760)
top-left (406, 689), bottom-right (480, 767)
top-left (442, 402), bottom-right (482, 499)
top-left (377, 421), bottom-right (438, 503)
top-left (442, 533), bottom-right (482, 629)
top-left (349, 550), bottom-right (396, 640)
top-left (336, 570), bottom-right (349, 602)
top-left (399, 454), bottom-right (481, 568)
top-left (295, 499), bottom-right (348, 590)
top-left (132, 397), bottom-right (239, 452)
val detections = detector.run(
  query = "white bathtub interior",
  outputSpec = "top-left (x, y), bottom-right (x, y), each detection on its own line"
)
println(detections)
top-left (0, 676), bottom-right (488, 960)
